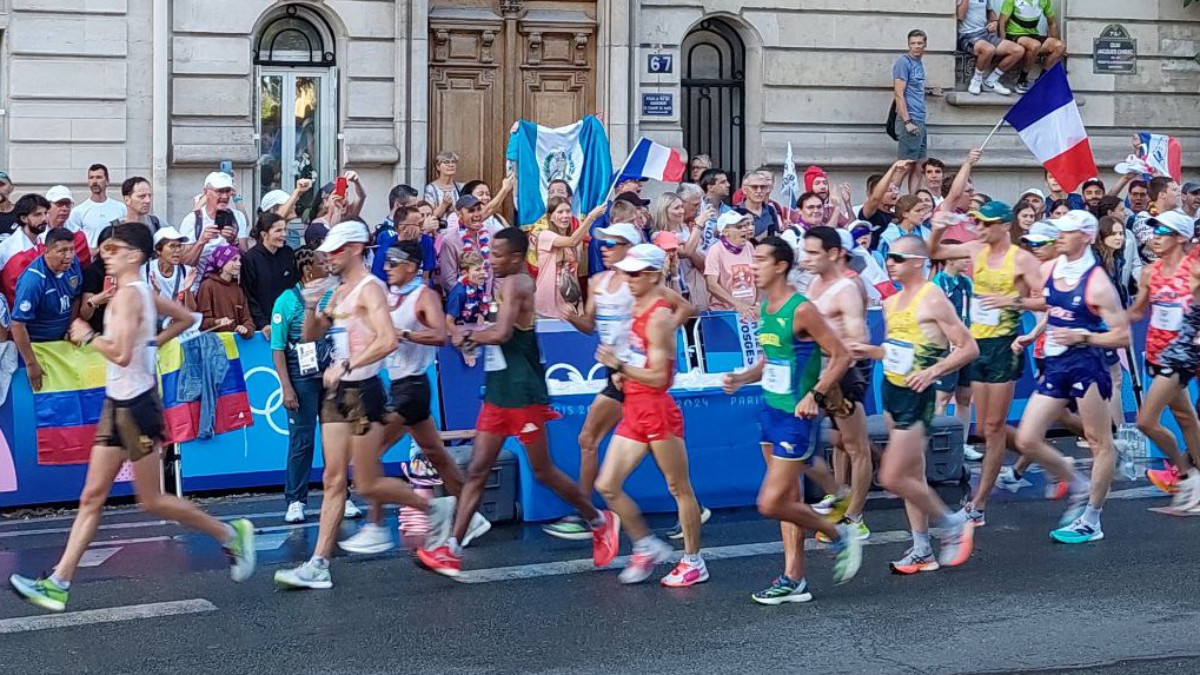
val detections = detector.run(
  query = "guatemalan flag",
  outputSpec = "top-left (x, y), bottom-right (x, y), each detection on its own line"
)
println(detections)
top-left (1003, 63), bottom-right (1097, 193)
top-left (1136, 132), bottom-right (1183, 181)
top-left (616, 138), bottom-right (687, 184)
top-left (506, 115), bottom-right (612, 228)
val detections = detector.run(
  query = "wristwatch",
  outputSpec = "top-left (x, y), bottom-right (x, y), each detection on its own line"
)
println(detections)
top-left (400, 329), bottom-right (412, 342)
top-left (812, 390), bottom-right (827, 407)
top-left (341, 359), bottom-right (354, 376)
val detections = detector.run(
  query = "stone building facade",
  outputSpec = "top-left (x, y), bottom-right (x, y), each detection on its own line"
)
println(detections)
top-left (0, 0), bottom-right (1195, 227)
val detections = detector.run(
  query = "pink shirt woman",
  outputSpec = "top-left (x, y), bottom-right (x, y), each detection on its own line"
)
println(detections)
top-left (534, 198), bottom-right (603, 318)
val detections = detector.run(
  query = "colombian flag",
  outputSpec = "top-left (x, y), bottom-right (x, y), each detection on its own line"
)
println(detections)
top-left (31, 333), bottom-right (252, 466)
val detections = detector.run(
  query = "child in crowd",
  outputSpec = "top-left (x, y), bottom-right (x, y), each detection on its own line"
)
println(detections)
top-left (196, 244), bottom-right (255, 336)
top-left (443, 251), bottom-right (489, 366)
top-left (931, 240), bottom-right (973, 428)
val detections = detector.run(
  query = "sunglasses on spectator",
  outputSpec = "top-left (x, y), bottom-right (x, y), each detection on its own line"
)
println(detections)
top-left (625, 270), bottom-right (660, 278)
top-left (1153, 225), bottom-right (1179, 237)
top-left (886, 252), bottom-right (928, 263)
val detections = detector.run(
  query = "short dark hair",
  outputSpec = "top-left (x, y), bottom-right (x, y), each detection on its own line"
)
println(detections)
top-left (866, 173), bottom-right (884, 193)
top-left (110, 222), bottom-right (153, 262)
top-left (698, 169), bottom-right (729, 192)
top-left (974, 193), bottom-right (992, 204)
top-left (1129, 179), bottom-right (1149, 194)
top-left (461, 180), bottom-right (487, 199)
top-left (1096, 195), bottom-right (1123, 218)
top-left (907, 29), bottom-right (927, 42)
top-left (493, 226), bottom-right (528, 257)
top-left (254, 211), bottom-right (285, 241)
top-left (387, 184), bottom-right (419, 210)
top-left (758, 235), bottom-right (794, 275)
top-left (1149, 177), bottom-right (1174, 202)
top-left (14, 194), bottom-right (50, 222)
top-left (941, 173), bottom-right (956, 197)
top-left (797, 191), bottom-right (822, 209)
top-left (804, 226), bottom-right (843, 255)
top-left (120, 176), bottom-right (149, 197)
top-left (391, 239), bottom-right (422, 265)
top-left (548, 179), bottom-right (573, 198)
top-left (1082, 178), bottom-right (1106, 193)
top-left (87, 163), bottom-right (110, 180)
top-left (924, 158), bottom-right (945, 170)
top-left (45, 227), bottom-right (75, 248)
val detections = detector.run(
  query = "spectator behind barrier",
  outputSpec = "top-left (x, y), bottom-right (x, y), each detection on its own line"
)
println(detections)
top-left (196, 244), bottom-right (254, 336)
top-left (65, 163), bottom-right (126, 250)
top-left (149, 227), bottom-right (197, 328)
top-left (178, 171), bottom-right (250, 276)
top-left (439, 194), bottom-right (501, 293)
top-left (11, 227), bottom-right (82, 391)
top-left (0, 194), bottom-right (52, 304)
top-left (0, 171), bottom-right (17, 239)
top-left (425, 150), bottom-right (463, 223)
top-left (532, 197), bottom-right (600, 319)
top-left (44, 185), bottom-right (90, 269)
top-left (704, 210), bottom-right (758, 317)
top-left (688, 154), bottom-right (712, 183)
top-left (241, 211), bottom-right (296, 334)
top-left (120, 176), bottom-right (164, 235)
top-left (79, 225), bottom-right (118, 334)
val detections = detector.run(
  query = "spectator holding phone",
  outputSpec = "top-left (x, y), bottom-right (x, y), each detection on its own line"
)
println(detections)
top-left (179, 172), bottom-right (249, 284)
top-left (195, 244), bottom-right (254, 336)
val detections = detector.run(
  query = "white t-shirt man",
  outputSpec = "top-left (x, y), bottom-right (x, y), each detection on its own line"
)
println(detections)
top-left (66, 197), bottom-right (127, 249)
top-left (177, 208), bottom-right (248, 287)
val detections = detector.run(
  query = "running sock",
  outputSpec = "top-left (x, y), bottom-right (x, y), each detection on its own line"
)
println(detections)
top-left (682, 553), bottom-right (703, 565)
top-left (48, 574), bottom-right (69, 590)
top-left (912, 530), bottom-right (932, 553)
top-left (1068, 473), bottom-right (1089, 496)
top-left (448, 537), bottom-right (462, 555)
top-left (222, 523), bottom-right (237, 545)
top-left (310, 555), bottom-right (329, 569)
top-left (846, 513), bottom-right (863, 524)
top-left (936, 510), bottom-right (967, 530)
top-left (986, 68), bottom-right (1004, 84)
top-left (1081, 505), bottom-right (1102, 527)
top-left (972, 69), bottom-right (985, 82)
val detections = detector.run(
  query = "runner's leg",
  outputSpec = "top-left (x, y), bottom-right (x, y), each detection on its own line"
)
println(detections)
top-left (838, 405), bottom-right (873, 520)
top-left (524, 431), bottom-right (602, 522)
top-left (1077, 384), bottom-right (1116, 509)
top-left (313, 423), bottom-right (352, 559)
top-left (408, 418), bottom-right (465, 496)
top-left (1136, 376), bottom-right (1189, 471)
top-left (878, 424), bottom-right (950, 521)
top-left (757, 458), bottom-right (839, 541)
top-left (50, 447), bottom-right (126, 582)
top-left (350, 423), bottom-right (428, 511)
top-left (760, 443), bottom-right (803, 581)
top-left (1015, 394), bottom-right (1076, 484)
top-left (970, 381), bottom-right (1017, 512)
top-left (130, 447), bottom-right (231, 542)
top-left (578, 394), bottom-right (623, 495)
top-left (647, 436), bottom-right (701, 554)
top-left (451, 431), bottom-right (504, 542)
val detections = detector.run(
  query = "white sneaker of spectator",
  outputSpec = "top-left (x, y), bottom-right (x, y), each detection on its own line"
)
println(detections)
top-left (983, 77), bottom-right (1012, 96)
top-left (285, 501), bottom-right (305, 524)
top-left (968, 74), bottom-right (983, 95)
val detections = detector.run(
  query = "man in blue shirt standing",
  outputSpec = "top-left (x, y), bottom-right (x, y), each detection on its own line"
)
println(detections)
top-left (11, 227), bottom-right (83, 391)
top-left (893, 30), bottom-right (929, 161)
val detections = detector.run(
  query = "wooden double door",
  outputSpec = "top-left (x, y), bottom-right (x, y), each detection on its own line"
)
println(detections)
top-left (428, 0), bottom-right (598, 194)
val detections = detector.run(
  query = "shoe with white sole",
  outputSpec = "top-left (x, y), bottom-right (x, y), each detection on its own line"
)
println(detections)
top-left (344, 500), bottom-right (363, 519)
top-left (274, 559), bottom-right (333, 590)
top-left (984, 80), bottom-right (1012, 95)
top-left (462, 511), bottom-right (492, 548)
top-left (963, 445), bottom-right (984, 461)
top-left (285, 501), bottom-right (305, 524)
top-left (339, 523), bottom-right (395, 555)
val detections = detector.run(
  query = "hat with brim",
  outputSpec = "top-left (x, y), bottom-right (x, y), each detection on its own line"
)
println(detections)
top-left (596, 222), bottom-right (643, 245)
top-left (1147, 210), bottom-right (1195, 240)
top-left (968, 200), bottom-right (1013, 223)
top-left (1050, 210), bottom-right (1099, 238)
top-left (316, 220), bottom-right (371, 253)
top-left (716, 211), bottom-right (751, 232)
top-left (613, 243), bottom-right (666, 272)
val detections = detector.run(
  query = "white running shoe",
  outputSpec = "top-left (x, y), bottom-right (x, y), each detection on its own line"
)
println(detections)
top-left (618, 538), bottom-right (673, 584)
top-left (462, 511), bottom-right (492, 548)
top-left (984, 80), bottom-right (1012, 95)
top-left (968, 78), bottom-right (983, 95)
top-left (285, 502), bottom-right (305, 524)
top-left (996, 466), bottom-right (1031, 494)
top-left (274, 559), bottom-right (333, 590)
top-left (1171, 472), bottom-right (1200, 511)
top-left (344, 500), bottom-right (363, 519)
top-left (424, 496), bottom-right (457, 550)
top-left (963, 445), bottom-right (984, 461)
top-left (339, 523), bottom-right (395, 555)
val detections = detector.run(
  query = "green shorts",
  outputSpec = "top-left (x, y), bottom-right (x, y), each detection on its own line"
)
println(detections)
top-left (882, 380), bottom-right (936, 431)
top-left (933, 366), bottom-right (971, 393)
top-left (967, 334), bottom-right (1025, 384)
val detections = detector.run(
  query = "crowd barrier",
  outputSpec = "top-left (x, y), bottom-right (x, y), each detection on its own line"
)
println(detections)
top-left (0, 310), bottom-right (1175, 514)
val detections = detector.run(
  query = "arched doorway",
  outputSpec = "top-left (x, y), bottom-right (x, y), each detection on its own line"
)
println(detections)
top-left (681, 19), bottom-right (745, 185)
top-left (254, 3), bottom-right (338, 223)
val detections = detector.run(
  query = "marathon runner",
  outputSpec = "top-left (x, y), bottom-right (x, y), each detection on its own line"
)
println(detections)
top-left (592, 244), bottom-right (706, 586)
top-left (274, 221), bottom-right (453, 589)
top-left (338, 240), bottom-right (491, 554)
top-left (544, 221), bottom-right (699, 541)
top-left (724, 235), bottom-right (862, 603)
top-left (9, 223), bottom-right (255, 612)
top-left (848, 235), bottom-right (978, 574)
top-left (1015, 211), bottom-right (1130, 544)
top-left (929, 201), bottom-right (1043, 527)
top-left (1128, 211), bottom-right (1200, 509)
top-left (802, 227), bottom-right (873, 540)
top-left (418, 227), bottom-right (619, 576)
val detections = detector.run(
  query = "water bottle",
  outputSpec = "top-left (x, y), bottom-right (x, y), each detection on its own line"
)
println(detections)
top-left (1115, 422), bottom-right (1145, 482)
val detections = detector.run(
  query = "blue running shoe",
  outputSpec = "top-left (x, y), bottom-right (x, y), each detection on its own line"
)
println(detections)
top-left (1050, 518), bottom-right (1104, 544)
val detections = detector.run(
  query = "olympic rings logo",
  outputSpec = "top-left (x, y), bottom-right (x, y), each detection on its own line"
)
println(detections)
top-left (244, 366), bottom-right (289, 436)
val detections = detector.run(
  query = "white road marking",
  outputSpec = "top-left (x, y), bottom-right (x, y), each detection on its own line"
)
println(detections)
top-left (456, 530), bottom-right (912, 584)
top-left (78, 547), bottom-right (122, 568)
top-left (0, 599), bottom-right (217, 634)
top-left (253, 532), bottom-right (291, 551)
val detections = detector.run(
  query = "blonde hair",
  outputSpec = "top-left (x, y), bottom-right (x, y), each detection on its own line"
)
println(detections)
top-left (651, 192), bottom-right (683, 233)
top-left (460, 251), bottom-right (484, 270)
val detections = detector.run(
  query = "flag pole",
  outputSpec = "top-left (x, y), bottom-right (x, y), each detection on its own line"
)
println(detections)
top-left (603, 138), bottom-right (640, 202)
top-left (979, 118), bottom-right (1006, 152)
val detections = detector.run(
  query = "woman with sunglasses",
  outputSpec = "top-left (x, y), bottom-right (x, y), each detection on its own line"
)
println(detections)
top-left (1128, 211), bottom-right (1200, 509)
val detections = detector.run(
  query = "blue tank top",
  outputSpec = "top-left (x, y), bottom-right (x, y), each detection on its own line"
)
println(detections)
top-left (1043, 264), bottom-right (1105, 358)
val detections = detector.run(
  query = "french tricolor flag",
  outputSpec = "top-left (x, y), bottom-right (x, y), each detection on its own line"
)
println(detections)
top-left (1003, 63), bottom-right (1097, 193)
top-left (1137, 132), bottom-right (1183, 181)
top-left (617, 137), bottom-right (687, 183)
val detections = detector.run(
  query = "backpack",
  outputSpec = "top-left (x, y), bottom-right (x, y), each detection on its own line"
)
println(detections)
top-left (886, 101), bottom-right (900, 141)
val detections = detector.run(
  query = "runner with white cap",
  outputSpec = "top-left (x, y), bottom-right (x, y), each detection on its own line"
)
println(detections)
top-left (1127, 210), bottom-right (1200, 509)
top-left (1015, 210), bottom-right (1130, 543)
top-left (274, 221), bottom-right (455, 589)
top-left (593, 243), bottom-right (707, 586)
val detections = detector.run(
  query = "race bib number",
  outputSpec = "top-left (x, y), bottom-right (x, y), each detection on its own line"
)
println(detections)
top-left (296, 342), bottom-right (319, 376)
top-left (329, 326), bottom-right (350, 361)
top-left (1151, 302), bottom-right (1184, 331)
top-left (596, 314), bottom-right (628, 346)
top-left (883, 339), bottom-right (915, 376)
top-left (484, 344), bottom-right (508, 372)
top-left (762, 359), bottom-right (792, 395)
top-left (970, 298), bottom-right (1000, 326)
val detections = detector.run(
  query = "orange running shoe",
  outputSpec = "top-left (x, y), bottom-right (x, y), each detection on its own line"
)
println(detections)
top-left (937, 521), bottom-right (975, 568)
top-left (1147, 465), bottom-right (1181, 494)
top-left (592, 510), bottom-right (621, 567)
top-left (416, 545), bottom-right (461, 578)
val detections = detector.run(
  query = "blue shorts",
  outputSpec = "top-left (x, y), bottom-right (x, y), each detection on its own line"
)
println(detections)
top-left (1036, 347), bottom-right (1113, 401)
top-left (759, 406), bottom-right (820, 462)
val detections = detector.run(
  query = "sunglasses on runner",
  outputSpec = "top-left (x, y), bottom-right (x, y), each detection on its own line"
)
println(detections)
top-left (886, 252), bottom-right (928, 263)
top-left (1153, 225), bottom-right (1179, 237)
top-left (1021, 238), bottom-right (1055, 249)
top-left (599, 239), bottom-right (629, 249)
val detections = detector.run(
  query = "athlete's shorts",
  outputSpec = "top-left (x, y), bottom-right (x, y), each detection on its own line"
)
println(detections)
top-left (387, 374), bottom-right (432, 425)
top-left (1037, 348), bottom-right (1113, 401)
top-left (321, 376), bottom-right (387, 436)
top-left (615, 392), bottom-right (684, 444)
top-left (1103, 349), bottom-right (1120, 369)
top-left (882, 380), bottom-right (936, 431)
top-left (933, 366), bottom-right (973, 393)
top-left (476, 402), bottom-right (561, 444)
top-left (759, 406), bottom-right (820, 462)
top-left (957, 30), bottom-right (1002, 54)
top-left (599, 370), bottom-right (625, 404)
top-left (1147, 362), bottom-right (1197, 388)
top-left (95, 388), bottom-right (165, 462)
top-left (837, 359), bottom-right (872, 405)
top-left (967, 334), bottom-right (1025, 384)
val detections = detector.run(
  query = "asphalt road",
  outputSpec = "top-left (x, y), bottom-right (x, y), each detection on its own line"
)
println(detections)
top-left (0, 459), bottom-right (1197, 675)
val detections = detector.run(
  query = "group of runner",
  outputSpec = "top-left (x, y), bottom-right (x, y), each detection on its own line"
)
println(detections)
top-left (9, 194), bottom-right (1199, 611)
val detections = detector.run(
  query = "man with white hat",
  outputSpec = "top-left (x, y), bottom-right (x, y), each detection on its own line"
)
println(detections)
top-left (704, 210), bottom-right (758, 318)
top-left (1015, 210), bottom-right (1130, 544)
top-left (178, 171), bottom-right (249, 279)
top-left (65, 163), bottom-right (126, 249)
top-left (42, 185), bottom-right (90, 269)
top-left (1126, 209), bottom-right (1200, 510)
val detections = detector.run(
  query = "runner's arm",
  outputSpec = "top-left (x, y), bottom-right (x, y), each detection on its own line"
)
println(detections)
top-left (301, 290), bottom-right (334, 342)
top-left (466, 276), bottom-right (525, 346)
top-left (1012, 248), bottom-right (1046, 303)
top-left (927, 293), bottom-right (980, 380)
top-left (928, 212), bottom-right (977, 261)
top-left (405, 288), bottom-right (449, 347)
top-left (1126, 266), bottom-right (1152, 321)
top-left (1076, 271), bottom-right (1130, 350)
top-left (342, 282), bottom-right (399, 372)
top-left (607, 307), bottom-right (675, 390)
top-left (563, 277), bottom-right (598, 334)
top-left (724, 358), bottom-right (766, 389)
top-left (838, 283), bottom-right (870, 344)
top-left (661, 285), bottom-right (696, 327)
top-left (153, 293), bottom-right (197, 347)
top-left (795, 302), bottom-right (851, 395)
top-left (88, 288), bottom-right (137, 366)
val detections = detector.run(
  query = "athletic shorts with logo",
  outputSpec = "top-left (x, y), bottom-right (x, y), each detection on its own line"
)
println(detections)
top-left (615, 392), bottom-right (684, 444)
top-left (95, 388), bottom-right (166, 462)
top-left (759, 406), bottom-right (820, 462)
top-left (882, 380), bottom-right (936, 431)
top-left (388, 374), bottom-right (432, 425)
top-left (967, 334), bottom-right (1025, 384)
top-left (476, 402), bottom-right (561, 444)
top-left (322, 377), bottom-right (387, 436)
top-left (829, 359), bottom-right (871, 430)
top-left (1036, 348), bottom-right (1112, 401)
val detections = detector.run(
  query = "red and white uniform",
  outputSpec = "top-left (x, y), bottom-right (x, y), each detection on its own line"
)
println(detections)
top-left (1145, 249), bottom-right (1199, 366)
top-left (614, 298), bottom-right (684, 443)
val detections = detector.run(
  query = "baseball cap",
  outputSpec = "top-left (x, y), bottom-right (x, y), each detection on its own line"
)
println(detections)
top-left (0, 172), bottom-right (12, 185)
top-left (716, 210), bottom-right (751, 232)
top-left (152, 226), bottom-right (189, 248)
top-left (1020, 188), bottom-right (1046, 201)
top-left (651, 230), bottom-right (679, 251)
top-left (1147, 210), bottom-right (1195, 239)
top-left (849, 220), bottom-right (872, 241)
top-left (596, 222), bottom-right (642, 245)
top-left (1021, 220), bottom-right (1059, 244)
top-left (968, 200), bottom-right (1013, 223)
top-left (1050, 210), bottom-right (1099, 238)
top-left (304, 222), bottom-right (329, 248)
top-left (1183, 181), bottom-right (1200, 195)
top-left (614, 244), bottom-right (666, 273)
top-left (316, 220), bottom-right (371, 253)
top-left (614, 191), bottom-right (650, 208)
top-left (259, 189), bottom-right (290, 212)
top-left (384, 243), bottom-right (422, 266)
top-left (204, 171), bottom-right (234, 191)
top-left (45, 185), bottom-right (72, 204)
top-left (455, 194), bottom-right (481, 211)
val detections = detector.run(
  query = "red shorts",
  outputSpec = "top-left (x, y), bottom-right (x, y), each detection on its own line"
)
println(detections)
top-left (475, 402), bottom-right (561, 444)
top-left (615, 393), bottom-right (684, 444)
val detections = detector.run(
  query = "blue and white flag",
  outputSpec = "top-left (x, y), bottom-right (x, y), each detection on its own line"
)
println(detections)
top-left (780, 142), bottom-right (799, 215)
top-left (506, 115), bottom-right (612, 228)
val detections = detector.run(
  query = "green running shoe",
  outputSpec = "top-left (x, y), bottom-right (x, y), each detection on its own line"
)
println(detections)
top-left (224, 518), bottom-right (257, 582)
top-left (542, 516), bottom-right (592, 541)
top-left (751, 576), bottom-right (812, 605)
top-left (10, 574), bottom-right (68, 613)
